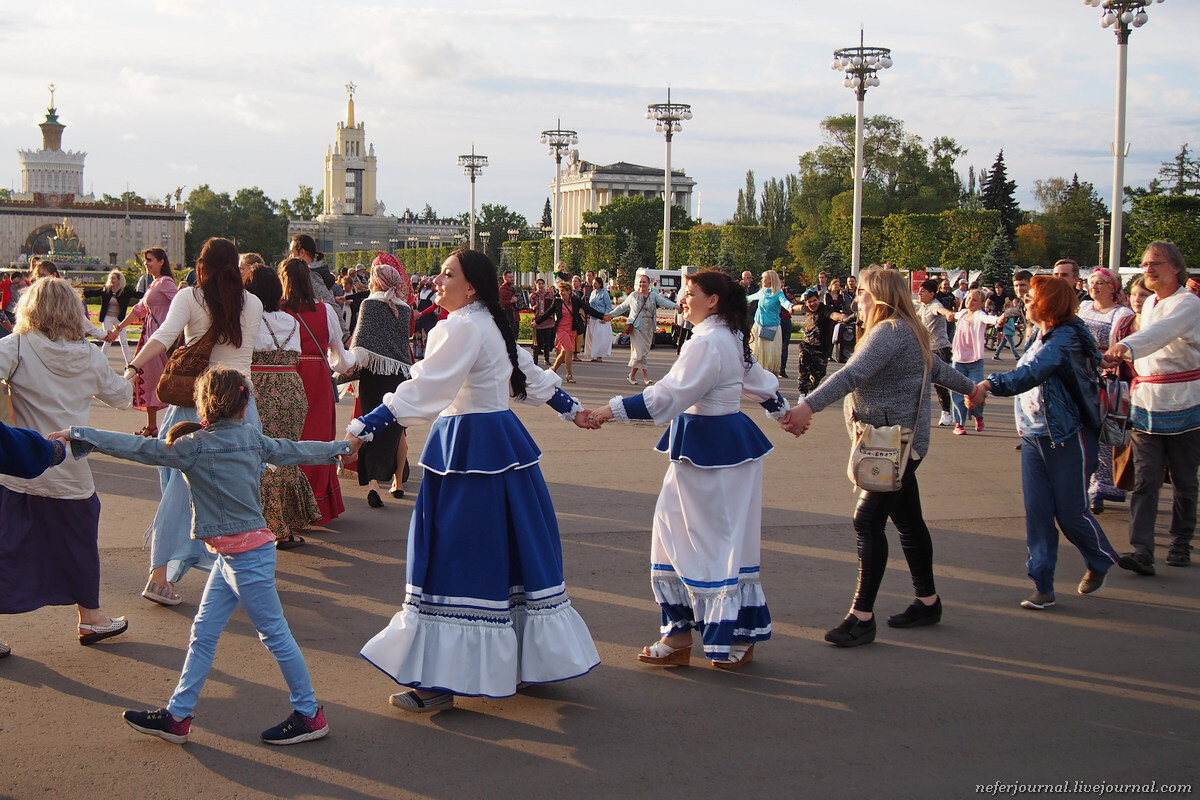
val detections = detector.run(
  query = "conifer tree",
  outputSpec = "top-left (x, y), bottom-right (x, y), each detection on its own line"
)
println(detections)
top-left (981, 150), bottom-right (1021, 245)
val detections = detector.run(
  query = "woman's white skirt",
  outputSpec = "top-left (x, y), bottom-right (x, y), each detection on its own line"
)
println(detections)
top-left (650, 457), bottom-right (771, 661)
top-left (584, 318), bottom-right (612, 360)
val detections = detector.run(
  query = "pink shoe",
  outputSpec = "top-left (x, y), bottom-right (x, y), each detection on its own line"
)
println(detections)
top-left (975, 419), bottom-right (985, 432)
top-left (954, 424), bottom-right (966, 436)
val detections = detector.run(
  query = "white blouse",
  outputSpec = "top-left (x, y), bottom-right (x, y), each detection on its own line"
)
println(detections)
top-left (382, 302), bottom-right (562, 427)
top-left (640, 316), bottom-right (781, 423)
top-left (254, 311), bottom-right (301, 353)
top-left (150, 287), bottom-right (263, 378)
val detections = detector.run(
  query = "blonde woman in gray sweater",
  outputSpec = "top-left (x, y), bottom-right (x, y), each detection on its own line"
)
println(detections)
top-left (781, 268), bottom-right (982, 647)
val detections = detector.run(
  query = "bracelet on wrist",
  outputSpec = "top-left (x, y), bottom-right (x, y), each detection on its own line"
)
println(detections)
top-left (124, 363), bottom-right (143, 375)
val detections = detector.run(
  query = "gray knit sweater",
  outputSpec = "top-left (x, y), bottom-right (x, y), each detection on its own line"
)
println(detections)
top-left (805, 320), bottom-right (977, 458)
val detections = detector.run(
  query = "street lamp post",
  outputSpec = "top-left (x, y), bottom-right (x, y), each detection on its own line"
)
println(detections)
top-left (1084, 0), bottom-right (1163, 271)
top-left (457, 144), bottom-right (488, 250)
top-left (646, 88), bottom-right (692, 286)
top-left (830, 30), bottom-right (893, 278)
top-left (539, 120), bottom-right (578, 269)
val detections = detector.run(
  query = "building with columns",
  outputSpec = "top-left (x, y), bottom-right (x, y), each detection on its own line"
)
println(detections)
top-left (1, 91), bottom-right (185, 272)
top-left (288, 86), bottom-right (461, 258)
top-left (553, 149), bottom-right (696, 236)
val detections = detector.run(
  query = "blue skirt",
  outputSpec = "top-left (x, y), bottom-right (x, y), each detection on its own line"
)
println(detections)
top-left (0, 486), bottom-right (101, 613)
top-left (360, 410), bottom-right (599, 698)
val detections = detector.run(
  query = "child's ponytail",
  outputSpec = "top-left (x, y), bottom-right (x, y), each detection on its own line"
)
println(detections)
top-left (164, 367), bottom-right (252, 446)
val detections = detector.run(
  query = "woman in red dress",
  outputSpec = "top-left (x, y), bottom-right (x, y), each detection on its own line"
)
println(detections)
top-left (279, 259), bottom-right (356, 524)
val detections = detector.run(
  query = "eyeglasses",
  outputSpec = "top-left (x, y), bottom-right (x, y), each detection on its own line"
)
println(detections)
top-left (1141, 259), bottom-right (1170, 268)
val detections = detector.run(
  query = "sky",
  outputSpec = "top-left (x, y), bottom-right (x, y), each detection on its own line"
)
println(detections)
top-left (1, 0), bottom-right (1196, 227)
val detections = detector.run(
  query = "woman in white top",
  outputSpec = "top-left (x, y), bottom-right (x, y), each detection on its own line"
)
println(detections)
top-left (126, 237), bottom-right (264, 604)
top-left (1078, 267), bottom-right (1135, 512)
top-left (347, 248), bottom-right (600, 712)
top-left (591, 270), bottom-right (789, 669)
top-left (950, 289), bottom-right (1000, 435)
top-left (0, 278), bottom-right (132, 647)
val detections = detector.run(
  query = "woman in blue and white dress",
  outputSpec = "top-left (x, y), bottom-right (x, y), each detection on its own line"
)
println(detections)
top-left (591, 270), bottom-right (789, 669)
top-left (346, 248), bottom-right (600, 712)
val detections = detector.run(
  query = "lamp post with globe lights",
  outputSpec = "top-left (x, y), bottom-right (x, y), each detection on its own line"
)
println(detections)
top-left (646, 88), bottom-right (692, 284)
top-left (540, 120), bottom-right (578, 268)
top-left (1083, 0), bottom-right (1163, 271)
top-left (830, 31), bottom-right (892, 278)
top-left (457, 145), bottom-right (488, 250)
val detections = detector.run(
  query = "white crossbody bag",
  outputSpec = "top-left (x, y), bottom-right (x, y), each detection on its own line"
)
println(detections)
top-left (847, 366), bottom-right (927, 493)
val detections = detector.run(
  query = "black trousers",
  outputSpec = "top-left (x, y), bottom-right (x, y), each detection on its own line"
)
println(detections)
top-left (533, 327), bottom-right (555, 363)
top-left (933, 347), bottom-right (953, 413)
top-left (850, 458), bottom-right (936, 613)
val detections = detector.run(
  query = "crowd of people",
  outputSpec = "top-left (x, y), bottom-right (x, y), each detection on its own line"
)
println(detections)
top-left (0, 239), bottom-right (1195, 749)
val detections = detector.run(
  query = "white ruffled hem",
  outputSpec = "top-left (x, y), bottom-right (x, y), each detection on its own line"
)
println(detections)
top-left (652, 574), bottom-right (771, 641)
top-left (359, 599), bottom-right (600, 698)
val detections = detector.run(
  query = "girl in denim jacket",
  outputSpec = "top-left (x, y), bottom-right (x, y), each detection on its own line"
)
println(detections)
top-left (52, 367), bottom-right (352, 746)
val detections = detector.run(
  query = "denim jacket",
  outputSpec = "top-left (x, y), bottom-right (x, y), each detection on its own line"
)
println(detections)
top-left (70, 420), bottom-right (351, 537)
top-left (985, 317), bottom-right (1102, 445)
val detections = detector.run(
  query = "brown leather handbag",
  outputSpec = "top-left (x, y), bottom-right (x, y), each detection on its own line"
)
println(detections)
top-left (156, 327), bottom-right (219, 408)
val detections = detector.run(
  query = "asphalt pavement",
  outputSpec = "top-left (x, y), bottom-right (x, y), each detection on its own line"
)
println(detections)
top-left (1, 346), bottom-right (1196, 800)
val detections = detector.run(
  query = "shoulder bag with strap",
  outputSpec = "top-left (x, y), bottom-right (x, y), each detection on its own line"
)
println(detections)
top-left (847, 365), bottom-right (928, 493)
top-left (1, 335), bottom-right (21, 426)
top-left (157, 325), bottom-right (220, 408)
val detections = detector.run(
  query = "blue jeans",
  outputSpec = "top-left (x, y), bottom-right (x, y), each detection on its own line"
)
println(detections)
top-left (951, 360), bottom-right (984, 425)
top-left (166, 541), bottom-right (317, 718)
top-left (1021, 429), bottom-right (1119, 594)
top-left (994, 333), bottom-right (1018, 359)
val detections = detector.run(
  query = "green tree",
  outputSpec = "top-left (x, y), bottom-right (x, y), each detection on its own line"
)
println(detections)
top-left (1125, 194), bottom-right (1200, 269)
top-left (938, 208), bottom-right (1000, 273)
top-left (184, 184), bottom-right (234, 263)
top-left (456, 203), bottom-right (528, 263)
top-left (279, 184), bottom-right (324, 220)
top-left (979, 224), bottom-right (1015, 286)
top-left (582, 195), bottom-right (693, 269)
top-left (980, 150), bottom-right (1021, 245)
top-left (1156, 143), bottom-right (1200, 196)
top-left (733, 170), bottom-right (757, 225)
top-left (100, 190), bottom-right (147, 206)
top-left (616, 237), bottom-right (642, 289)
top-left (759, 175), bottom-right (796, 267)
top-left (816, 241), bottom-right (846, 282)
top-left (541, 198), bottom-right (552, 228)
top-left (231, 187), bottom-right (288, 260)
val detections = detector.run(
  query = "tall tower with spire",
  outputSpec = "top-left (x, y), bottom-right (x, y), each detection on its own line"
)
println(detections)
top-left (16, 84), bottom-right (92, 200)
top-left (323, 82), bottom-right (379, 216)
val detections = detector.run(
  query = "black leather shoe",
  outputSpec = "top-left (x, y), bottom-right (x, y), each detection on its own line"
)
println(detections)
top-left (887, 597), bottom-right (942, 628)
top-left (824, 615), bottom-right (876, 647)
top-left (1118, 551), bottom-right (1155, 576)
top-left (367, 489), bottom-right (383, 508)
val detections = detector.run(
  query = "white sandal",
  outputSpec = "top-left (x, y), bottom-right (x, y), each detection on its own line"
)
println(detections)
top-left (637, 640), bottom-right (691, 666)
top-left (712, 643), bottom-right (755, 670)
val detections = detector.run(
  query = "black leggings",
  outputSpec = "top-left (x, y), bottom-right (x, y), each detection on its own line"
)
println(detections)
top-left (851, 458), bottom-right (936, 613)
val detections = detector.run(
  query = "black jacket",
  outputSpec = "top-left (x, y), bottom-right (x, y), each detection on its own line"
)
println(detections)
top-left (84, 285), bottom-right (140, 321)
top-left (536, 295), bottom-right (604, 334)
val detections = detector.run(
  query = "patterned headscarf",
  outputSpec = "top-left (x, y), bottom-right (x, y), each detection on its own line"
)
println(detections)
top-left (370, 252), bottom-right (412, 313)
top-left (1089, 267), bottom-right (1126, 305)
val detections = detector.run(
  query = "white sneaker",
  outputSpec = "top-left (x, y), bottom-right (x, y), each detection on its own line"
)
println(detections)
top-left (939, 411), bottom-right (953, 426)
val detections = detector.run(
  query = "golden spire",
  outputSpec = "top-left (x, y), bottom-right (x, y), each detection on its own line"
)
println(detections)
top-left (345, 81), bottom-right (356, 127)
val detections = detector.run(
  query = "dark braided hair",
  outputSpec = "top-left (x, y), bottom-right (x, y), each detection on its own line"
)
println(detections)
top-left (450, 247), bottom-right (527, 400)
top-left (687, 269), bottom-right (755, 367)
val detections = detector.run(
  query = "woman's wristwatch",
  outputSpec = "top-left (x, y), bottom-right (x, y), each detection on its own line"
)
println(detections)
top-left (123, 363), bottom-right (143, 375)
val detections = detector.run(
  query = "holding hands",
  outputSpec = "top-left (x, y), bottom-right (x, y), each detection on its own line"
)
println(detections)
top-left (587, 406), bottom-right (614, 427)
top-left (964, 381), bottom-right (990, 409)
top-left (574, 409), bottom-right (603, 430)
top-left (779, 402), bottom-right (813, 437)
top-left (1101, 343), bottom-right (1130, 370)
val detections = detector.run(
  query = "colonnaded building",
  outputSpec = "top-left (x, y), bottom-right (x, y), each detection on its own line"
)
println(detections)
top-left (287, 86), bottom-right (462, 255)
top-left (553, 149), bottom-right (696, 236)
top-left (0, 91), bottom-right (185, 273)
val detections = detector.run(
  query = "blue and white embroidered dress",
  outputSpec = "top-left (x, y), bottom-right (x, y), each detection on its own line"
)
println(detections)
top-left (607, 316), bottom-right (789, 661)
top-left (351, 302), bottom-right (600, 697)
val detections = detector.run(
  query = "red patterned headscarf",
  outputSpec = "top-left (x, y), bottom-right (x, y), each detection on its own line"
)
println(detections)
top-left (370, 252), bottom-right (412, 310)
top-left (1088, 267), bottom-right (1126, 305)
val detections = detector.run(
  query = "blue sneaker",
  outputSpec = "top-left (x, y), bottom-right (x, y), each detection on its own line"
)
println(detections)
top-left (261, 707), bottom-right (328, 745)
top-left (123, 708), bottom-right (191, 743)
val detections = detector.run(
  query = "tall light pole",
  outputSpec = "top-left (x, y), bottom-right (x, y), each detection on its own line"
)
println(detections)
top-left (1084, 0), bottom-right (1162, 271)
top-left (646, 88), bottom-right (692, 286)
top-left (540, 120), bottom-right (578, 268)
top-left (457, 145), bottom-right (488, 250)
top-left (831, 31), bottom-right (892, 278)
